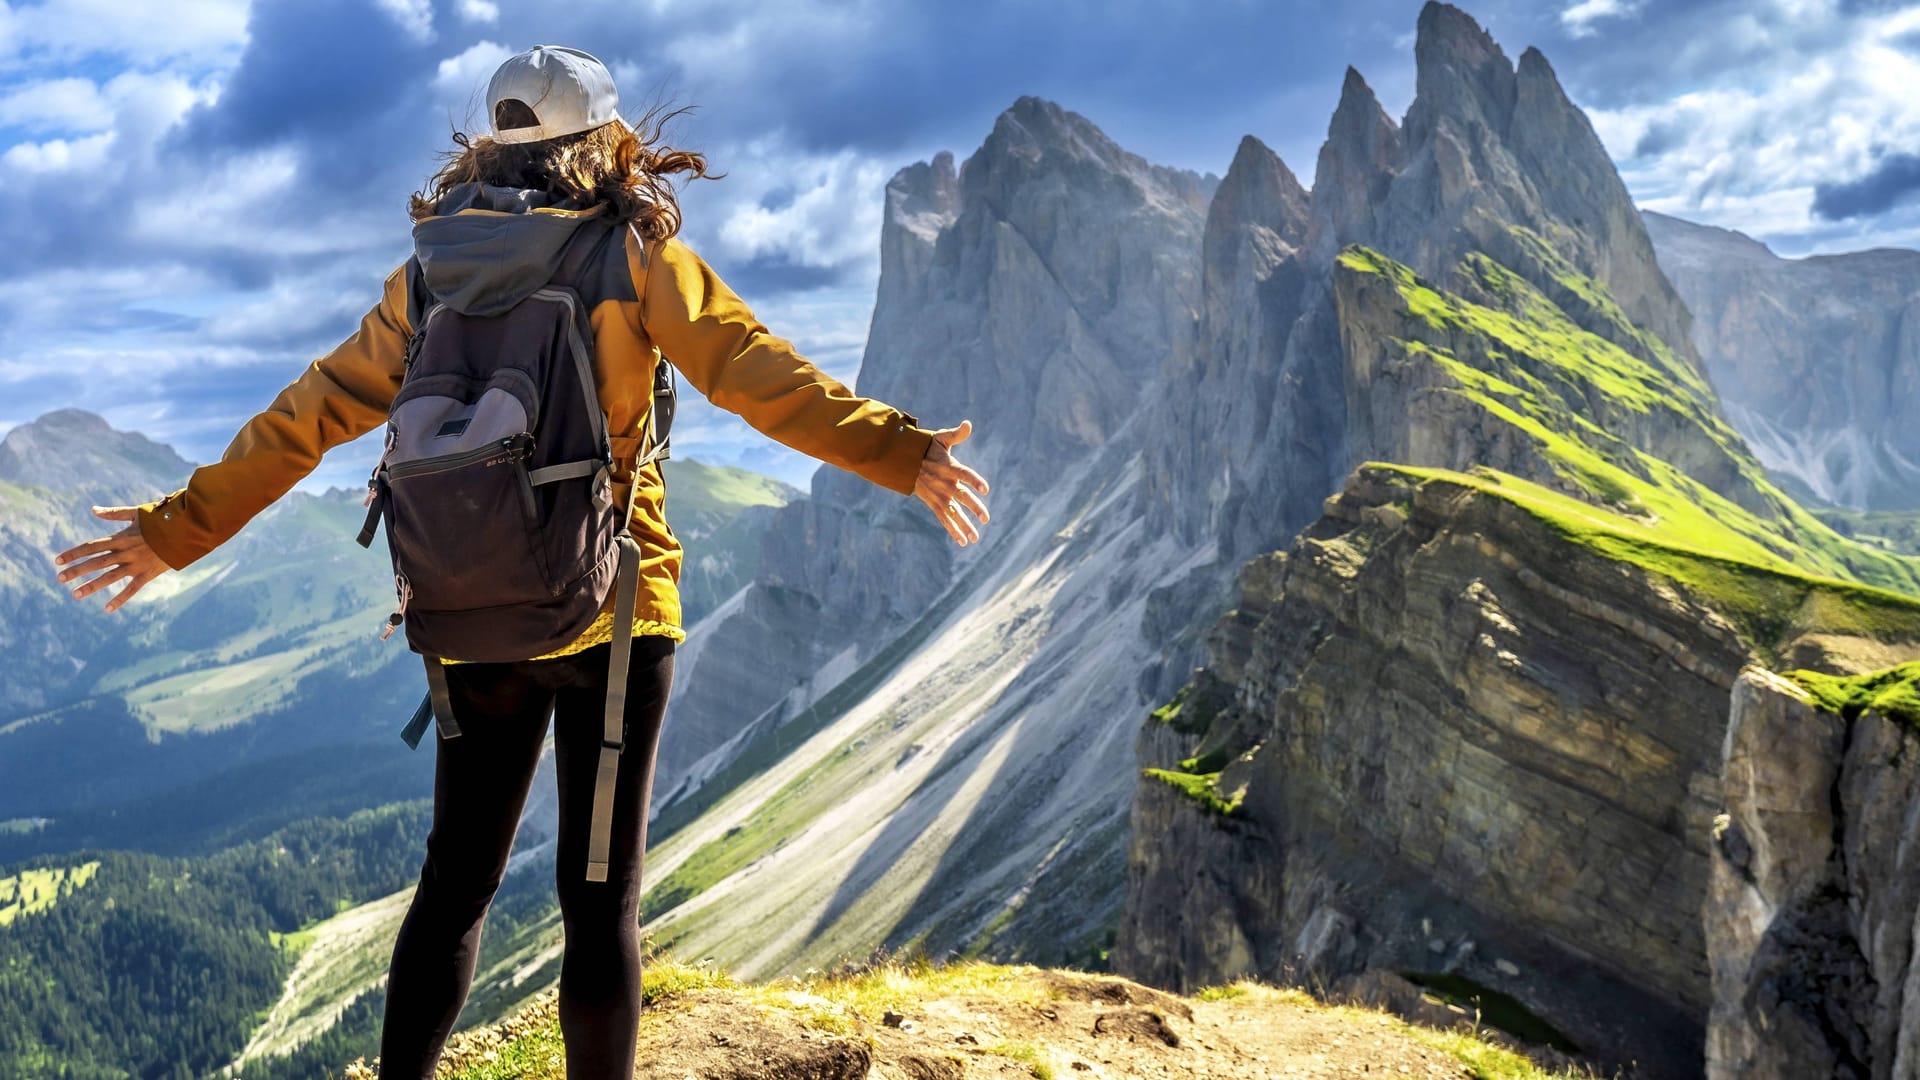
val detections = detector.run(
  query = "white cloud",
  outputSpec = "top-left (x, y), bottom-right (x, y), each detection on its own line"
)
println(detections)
top-left (0, 0), bottom-right (247, 70)
top-left (1586, 3), bottom-right (1920, 254)
top-left (128, 146), bottom-right (303, 247)
top-left (373, 0), bottom-right (435, 44)
top-left (708, 135), bottom-right (891, 275)
top-left (432, 38), bottom-right (512, 121)
top-left (1, 129), bottom-right (111, 171)
top-left (1561, 0), bottom-right (1644, 38)
top-left (456, 0), bottom-right (500, 24)
top-left (0, 76), bottom-right (111, 133)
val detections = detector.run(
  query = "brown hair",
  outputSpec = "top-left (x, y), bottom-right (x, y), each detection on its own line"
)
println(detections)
top-left (410, 102), bottom-right (721, 240)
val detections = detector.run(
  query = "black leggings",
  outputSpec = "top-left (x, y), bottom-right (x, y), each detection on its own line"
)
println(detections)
top-left (378, 635), bottom-right (676, 1079)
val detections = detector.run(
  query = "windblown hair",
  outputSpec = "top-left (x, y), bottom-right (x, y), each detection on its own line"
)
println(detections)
top-left (410, 102), bottom-right (720, 240)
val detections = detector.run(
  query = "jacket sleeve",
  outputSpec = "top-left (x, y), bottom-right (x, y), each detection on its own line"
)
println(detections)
top-left (136, 264), bottom-right (414, 570)
top-left (631, 232), bottom-right (934, 497)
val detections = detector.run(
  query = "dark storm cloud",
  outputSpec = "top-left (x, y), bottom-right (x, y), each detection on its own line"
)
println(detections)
top-left (1814, 152), bottom-right (1920, 220)
top-left (170, 0), bottom-right (436, 150)
top-left (715, 255), bottom-right (853, 296)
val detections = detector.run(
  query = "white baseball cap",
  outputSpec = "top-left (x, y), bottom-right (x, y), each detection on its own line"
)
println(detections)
top-left (486, 45), bottom-right (629, 145)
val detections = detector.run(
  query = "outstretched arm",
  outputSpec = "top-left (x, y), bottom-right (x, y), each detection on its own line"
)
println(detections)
top-left (631, 233), bottom-right (990, 542)
top-left (53, 264), bottom-right (414, 610)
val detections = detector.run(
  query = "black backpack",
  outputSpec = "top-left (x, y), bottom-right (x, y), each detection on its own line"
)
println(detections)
top-left (356, 217), bottom-right (676, 882)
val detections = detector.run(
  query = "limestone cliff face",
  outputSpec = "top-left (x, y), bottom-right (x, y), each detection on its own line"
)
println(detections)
top-left (1643, 210), bottom-right (1920, 511)
top-left (1117, 467), bottom-right (1752, 1076)
top-left (656, 97), bottom-right (1213, 798)
top-left (1706, 669), bottom-right (1920, 1079)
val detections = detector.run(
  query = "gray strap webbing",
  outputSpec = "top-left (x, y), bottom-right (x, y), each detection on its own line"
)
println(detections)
top-left (400, 693), bottom-right (433, 750)
top-left (422, 657), bottom-right (462, 740)
top-left (528, 460), bottom-right (602, 487)
top-left (586, 534), bottom-right (643, 883)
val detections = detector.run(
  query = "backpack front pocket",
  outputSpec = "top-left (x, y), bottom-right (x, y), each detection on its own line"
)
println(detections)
top-left (384, 434), bottom-right (558, 609)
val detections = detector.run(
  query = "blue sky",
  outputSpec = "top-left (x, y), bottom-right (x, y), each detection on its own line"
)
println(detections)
top-left (2, 0), bottom-right (1918, 492)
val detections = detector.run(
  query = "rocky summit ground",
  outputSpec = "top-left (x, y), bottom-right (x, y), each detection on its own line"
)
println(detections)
top-left (341, 957), bottom-right (1593, 1079)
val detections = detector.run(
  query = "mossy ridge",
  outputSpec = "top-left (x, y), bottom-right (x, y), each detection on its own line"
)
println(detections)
top-left (1787, 662), bottom-right (1920, 730)
top-left (1367, 464), bottom-right (1920, 655)
top-left (1151, 670), bottom-right (1236, 740)
top-left (1335, 244), bottom-right (1920, 599)
top-left (1142, 767), bottom-right (1242, 816)
top-left (1494, 221), bottom-right (1710, 398)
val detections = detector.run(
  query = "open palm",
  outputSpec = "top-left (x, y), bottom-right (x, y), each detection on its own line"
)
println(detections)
top-left (913, 420), bottom-right (993, 546)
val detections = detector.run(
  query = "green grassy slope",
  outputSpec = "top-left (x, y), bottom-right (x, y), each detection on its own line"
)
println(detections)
top-left (659, 455), bottom-right (800, 525)
top-left (1334, 244), bottom-right (1920, 601)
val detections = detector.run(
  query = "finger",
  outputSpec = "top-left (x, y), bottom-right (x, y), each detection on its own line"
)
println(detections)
top-left (942, 498), bottom-right (980, 545)
top-left (946, 481), bottom-right (990, 525)
top-left (92, 506), bottom-right (138, 522)
top-left (105, 566), bottom-right (164, 613)
top-left (56, 550), bottom-right (126, 584)
top-left (53, 533), bottom-right (138, 566)
top-left (925, 494), bottom-right (966, 546)
top-left (950, 461), bottom-right (989, 497)
top-left (71, 562), bottom-right (135, 601)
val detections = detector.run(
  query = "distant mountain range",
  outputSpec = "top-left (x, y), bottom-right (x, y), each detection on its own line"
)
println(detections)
top-left (1643, 210), bottom-right (1920, 512)
top-left (0, 410), bottom-right (799, 861)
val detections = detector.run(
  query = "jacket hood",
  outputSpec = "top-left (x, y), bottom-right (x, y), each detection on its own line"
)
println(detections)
top-left (411, 182), bottom-right (609, 317)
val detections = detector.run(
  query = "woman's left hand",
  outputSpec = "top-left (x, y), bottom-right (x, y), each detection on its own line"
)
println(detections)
top-left (913, 420), bottom-right (992, 547)
top-left (53, 506), bottom-right (171, 613)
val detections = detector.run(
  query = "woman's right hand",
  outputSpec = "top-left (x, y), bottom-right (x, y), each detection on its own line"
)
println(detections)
top-left (53, 506), bottom-right (171, 613)
top-left (913, 420), bottom-right (992, 547)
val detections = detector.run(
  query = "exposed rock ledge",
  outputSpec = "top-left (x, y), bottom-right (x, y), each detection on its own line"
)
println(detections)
top-left (1708, 665), bottom-right (1920, 1079)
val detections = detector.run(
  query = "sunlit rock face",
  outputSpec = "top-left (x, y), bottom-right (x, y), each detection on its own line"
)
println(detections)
top-left (645, 95), bottom-right (1222, 971)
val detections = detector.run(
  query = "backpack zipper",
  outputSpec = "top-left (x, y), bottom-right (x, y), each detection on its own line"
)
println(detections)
top-left (385, 434), bottom-right (534, 481)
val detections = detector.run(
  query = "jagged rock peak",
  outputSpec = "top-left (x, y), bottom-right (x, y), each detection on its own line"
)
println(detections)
top-left (1409, 1), bottom-right (1517, 139)
top-left (1416, 1), bottom-right (1511, 77)
top-left (1307, 67), bottom-right (1403, 260)
top-left (1336, 66), bottom-right (1392, 125)
top-left (962, 95), bottom-right (1217, 209)
top-left (883, 149), bottom-right (960, 251)
top-left (1325, 67), bottom-right (1401, 164)
top-left (965, 96), bottom-right (1129, 178)
top-left (1210, 135), bottom-right (1309, 248)
top-left (887, 150), bottom-right (959, 218)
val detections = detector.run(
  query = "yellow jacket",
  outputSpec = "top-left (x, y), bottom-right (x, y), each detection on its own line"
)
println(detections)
top-left (137, 211), bottom-right (935, 645)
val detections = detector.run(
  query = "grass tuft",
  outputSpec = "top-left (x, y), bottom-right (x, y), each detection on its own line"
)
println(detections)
top-left (1787, 661), bottom-right (1920, 730)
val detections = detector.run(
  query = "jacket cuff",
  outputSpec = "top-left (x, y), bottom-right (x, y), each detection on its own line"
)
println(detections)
top-left (137, 491), bottom-right (204, 572)
top-left (870, 411), bottom-right (935, 497)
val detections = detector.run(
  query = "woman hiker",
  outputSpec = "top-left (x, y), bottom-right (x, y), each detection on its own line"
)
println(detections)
top-left (50, 44), bottom-right (991, 1078)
